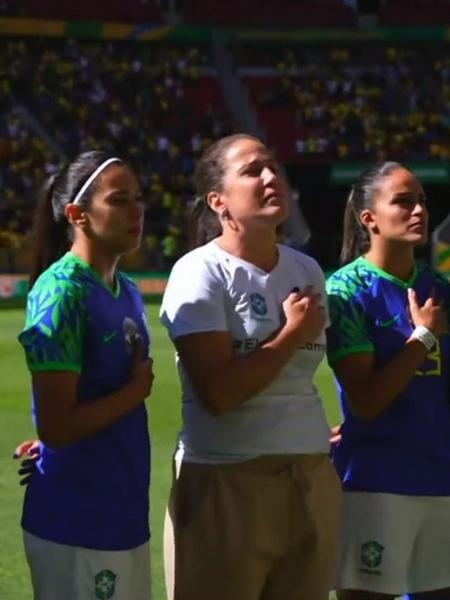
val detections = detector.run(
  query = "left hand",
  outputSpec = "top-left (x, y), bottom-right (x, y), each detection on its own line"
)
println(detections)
top-left (329, 425), bottom-right (342, 447)
top-left (13, 439), bottom-right (41, 485)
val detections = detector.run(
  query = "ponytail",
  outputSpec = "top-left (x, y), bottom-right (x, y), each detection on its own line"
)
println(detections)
top-left (29, 173), bottom-right (70, 287)
top-left (340, 189), bottom-right (370, 265)
top-left (188, 196), bottom-right (221, 249)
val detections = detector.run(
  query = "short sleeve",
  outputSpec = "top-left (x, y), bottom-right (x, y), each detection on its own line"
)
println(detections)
top-left (18, 276), bottom-right (87, 373)
top-left (160, 254), bottom-right (227, 339)
top-left (326, 274), bottom-right (374, 365)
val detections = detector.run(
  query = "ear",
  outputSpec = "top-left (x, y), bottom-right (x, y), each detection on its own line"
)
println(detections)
top-left (359, 208), bottom-right (377, 233)
top-left (65, 203), bottom-right (88, 228)
top-left (206, 191), bottom-right (225, 216)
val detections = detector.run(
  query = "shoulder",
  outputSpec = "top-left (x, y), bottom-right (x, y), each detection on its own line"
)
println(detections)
top-left (29, 255), bottom-right (91, 305)
top-left (168, 243), bottom-right (226, 285)
top-left (278, 245), bottom-right (325, 281)
top-left (326, 258), bottom-right (374, 300)
top-left (279, 244), bottom-right (318, 268)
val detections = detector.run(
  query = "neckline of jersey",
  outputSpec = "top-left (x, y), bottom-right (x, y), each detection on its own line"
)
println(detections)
top-left (209, 240), bottom-right (281, 276)
top-left (65, 252), bottom-right (122, 298)
top-left (358, 256), bottom-right (418, 289)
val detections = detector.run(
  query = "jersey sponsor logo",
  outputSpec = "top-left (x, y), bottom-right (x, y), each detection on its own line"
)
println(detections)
top-left (375, 315), bottom-right (400, 328)
top-left (298, 342), bottom-right (326, 351)
top-left (358, 540), bottom-right (384, 575)
top-left (233, 337), bottom-right (259, 351)
top-left (102, 330), bottom-right (118, 344)
top-left (94, 569), bottom-right (116, 599)
top-left (249, 293), bottom-right (267, 316)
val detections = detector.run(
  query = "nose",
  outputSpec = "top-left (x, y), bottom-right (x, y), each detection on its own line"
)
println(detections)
top-left (261, 166), bottom-right (277, 185)
top-left (412, 200), bottom-right (427, 216)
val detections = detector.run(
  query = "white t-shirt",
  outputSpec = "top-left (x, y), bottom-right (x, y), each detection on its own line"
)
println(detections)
top-left (160, 241), bottom-right (330, 463)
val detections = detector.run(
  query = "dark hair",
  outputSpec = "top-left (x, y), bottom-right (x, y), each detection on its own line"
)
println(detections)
top-left (340, 161), bottom-right (407, 265)
top-left (190, 133), bottom-right (261, 248)
top-left (30, 151), bottom-right (121, 286)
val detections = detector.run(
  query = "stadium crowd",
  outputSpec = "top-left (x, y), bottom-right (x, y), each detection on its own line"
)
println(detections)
top-left (0, 38), bottom-right (233, 271)
top-left (241, 43), bottom-right (450, 162)
top-left (1, 36), bottom-right (450, 271)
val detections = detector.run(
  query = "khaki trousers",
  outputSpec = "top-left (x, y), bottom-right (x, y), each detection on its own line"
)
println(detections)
top-left (164, 453), bottom-right (341, 600)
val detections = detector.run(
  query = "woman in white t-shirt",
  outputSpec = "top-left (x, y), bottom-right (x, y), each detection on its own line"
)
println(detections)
top-left (160, 133), bottom-right (341, 600)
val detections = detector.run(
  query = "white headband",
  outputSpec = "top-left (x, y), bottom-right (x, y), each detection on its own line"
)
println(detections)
top-left (72, 157), bottom-right (122, 205)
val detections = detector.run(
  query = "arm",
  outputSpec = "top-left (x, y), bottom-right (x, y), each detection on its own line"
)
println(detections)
top-left (19, 278), bottom-right (153, 448)
top-left (32, 345), bottom-right (153, 448)
top-left (175, 291), bottom-right (325, 416)
top-left (332, 289), bottom-right (447, 422)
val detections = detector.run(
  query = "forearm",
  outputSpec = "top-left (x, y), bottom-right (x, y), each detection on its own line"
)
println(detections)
top-left (350, 339), bottom-right (429, 421)
top-left (200, 326), bottom-right (302, 415)
top-left (37, 384), bottom-right (145, 447)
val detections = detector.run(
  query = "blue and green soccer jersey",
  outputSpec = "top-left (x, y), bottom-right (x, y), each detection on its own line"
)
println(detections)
top-left (326, 257), bottom-right (450, 496)
top-left (18, 252), bottom-right (151, 550)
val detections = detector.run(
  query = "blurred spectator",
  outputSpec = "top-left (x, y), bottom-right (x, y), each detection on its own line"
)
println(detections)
top-left (241, 42), bottom-right (450, 163)
top-left (0, 37), bottom-right (234, 272)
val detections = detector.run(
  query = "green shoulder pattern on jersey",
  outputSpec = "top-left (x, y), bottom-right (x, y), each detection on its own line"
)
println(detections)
top-left (19, 254), bottom-right (95, 373)
top-left (326, 258), bottom-right (374, 364)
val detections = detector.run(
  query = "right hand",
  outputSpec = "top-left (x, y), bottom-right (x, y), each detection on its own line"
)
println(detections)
top-left (129, 339), bottom-right (154, 401)
top-left (408, 288), bottom-right (447, 337)
top-left (282, 288), bottom-right (326, 343)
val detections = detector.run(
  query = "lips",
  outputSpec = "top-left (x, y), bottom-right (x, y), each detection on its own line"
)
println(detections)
top-left (408, 222), bottom-right (426, 232)
top-left (263, 193), bottom-right (281, 205)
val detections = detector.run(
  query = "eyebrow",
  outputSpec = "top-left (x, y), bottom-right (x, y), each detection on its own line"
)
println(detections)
top-left (104, 187), bottom-right (139, 197)
top-left (238, 156), bottom-right (277, 173)
top-left (391, 191), bottom-right (426, 199)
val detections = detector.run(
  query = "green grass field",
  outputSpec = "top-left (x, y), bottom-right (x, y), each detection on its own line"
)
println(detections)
top-left (0, 305), bottom-right (340, 600)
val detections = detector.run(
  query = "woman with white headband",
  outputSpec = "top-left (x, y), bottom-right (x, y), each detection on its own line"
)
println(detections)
top-left (16, 151), bottom-right (154, 599)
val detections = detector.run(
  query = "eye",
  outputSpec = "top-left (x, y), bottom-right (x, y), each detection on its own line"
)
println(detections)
top-left (418, 195), bottom-right (427, 206)
top-left (393, 194), bottom-right (415, 207)
top-left (243, 164), bottom-right (262, 177)
top-left (108, 193), bottom-right (129, 206)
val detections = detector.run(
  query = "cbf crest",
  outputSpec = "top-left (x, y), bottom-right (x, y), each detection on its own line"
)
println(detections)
top-left (122, 317), bottom-right (142, 353)
top-left (94, 569), bottom-right (117, 599)
top-left (249, 293), bottom-right (267, 317)
top-left (359, 540), bottom-right (384, 575)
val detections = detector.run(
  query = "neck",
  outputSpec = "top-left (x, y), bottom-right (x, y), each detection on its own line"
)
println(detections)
top-left (364, 240), bottom-right (416, 281)
top-left (70, 240), bottom-right (120, 288)
top-left (217, 227), bottom-right (279, 272)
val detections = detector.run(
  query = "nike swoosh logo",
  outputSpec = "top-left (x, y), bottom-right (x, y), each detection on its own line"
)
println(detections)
top-left (103, 331), bottom-right (118, 343)
top-left (375, 315), bottom-right (400, 328)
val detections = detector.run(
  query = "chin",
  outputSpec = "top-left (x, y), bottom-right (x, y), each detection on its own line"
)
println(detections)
top-left (409, 234), bottom-right (428, 246)
top-left (267, 206), bottom-right (289, 224)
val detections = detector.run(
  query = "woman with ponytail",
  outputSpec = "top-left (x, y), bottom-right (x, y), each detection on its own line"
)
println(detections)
top-left (16, 151), bottom-right (154, 599)
top-left (160, 134), bottom-right (341, 600)
top-left (326, 163), bottom-right (450, 599)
